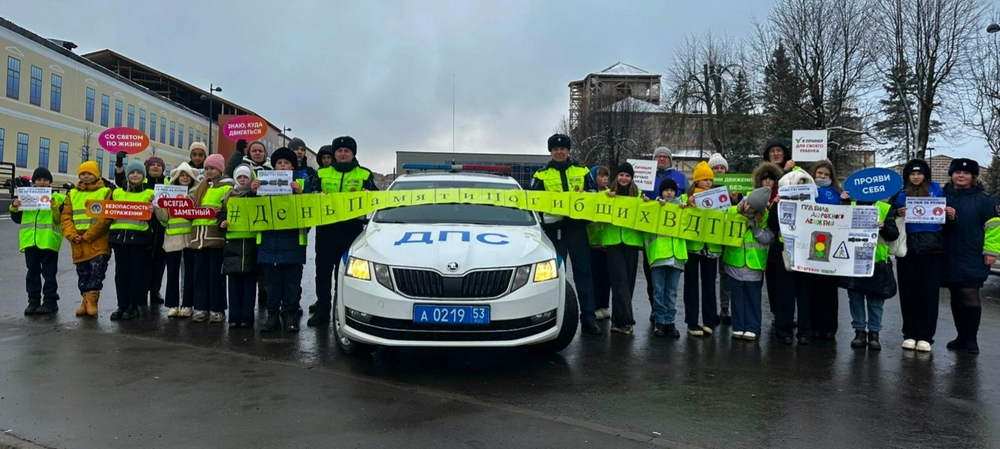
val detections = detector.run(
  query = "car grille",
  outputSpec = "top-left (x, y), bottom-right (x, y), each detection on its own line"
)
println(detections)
top-left (392, 268), bottom-right (513, 299)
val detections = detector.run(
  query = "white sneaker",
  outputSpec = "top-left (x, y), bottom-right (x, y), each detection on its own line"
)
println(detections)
top-left (594, 308), bottom-right (611, 320)
top-left (688, 327), bottom-right (705, 337)
top-left (901, 339), bottom-right (916, 350)
top-left (166, 307), bottom-right (180, 318)
top-left (701, 326), bottom-right (714, 336)
top-left (209, 312), bottom-right (225, 323)
top-left (743, 332), bottom-right (757, 341)
top-left (177, 307), bottom-right (193, 318)
top-left (732, 331), bottom-right (745, 339)
top-left (191, 310), bottom-right (208, 322)
top-left (915, 340), bottom-right (932, 352)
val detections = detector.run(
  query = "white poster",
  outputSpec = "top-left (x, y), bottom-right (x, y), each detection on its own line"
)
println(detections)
top-left (792, 129), bottom-right (828, 162)
top-left (905, 196), bottom-right (947, 224)
top-left (15, 187), bottom-right (53, 211)
top-left (778, 201), bottom-right (879, 277)
top-left (691, 186), bottom-right (732, 210)
top-left (153, 184), bottom-right (189, 204)
top-left (257, 170), bottom-right (293, 196)
top-left (778, 184), bottom-right (817, 202)
top-left (626, 158), bottom-right (656, 191)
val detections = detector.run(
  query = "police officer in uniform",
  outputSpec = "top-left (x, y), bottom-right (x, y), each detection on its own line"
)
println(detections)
top-left (530, 134), bottom-right (602, 336)
top-left (307, 136), bottom-right (378, 327)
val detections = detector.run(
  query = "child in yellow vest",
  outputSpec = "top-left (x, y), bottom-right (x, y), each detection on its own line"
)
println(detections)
top-left (157, 162), bottom-right (198, 318)
top-left (60, 161), bottom-right (113, 318)
top-left (189, 154), bottom-right (234, 323)
top-left (602, 162), bottom-right (644, 335)
top-left (722, 187), bottom-right (774, 341)
top-left (11, 168), bottom-right (65, 315)
top-left (683, 161), bottom-right (722, 336)
top-left (219, 165), bottom-right (259, 329)
top-left (108, 160), bottom-right (155, 320)
top-left (644, 178), bottom-right (687, 338)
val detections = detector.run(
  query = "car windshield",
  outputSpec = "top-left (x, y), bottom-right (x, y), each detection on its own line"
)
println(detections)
top-left (373, 180), bottom-right (537, 226)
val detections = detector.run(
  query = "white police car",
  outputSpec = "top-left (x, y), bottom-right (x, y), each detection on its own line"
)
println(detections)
top-left (334, 172), bottom-right (577, 354)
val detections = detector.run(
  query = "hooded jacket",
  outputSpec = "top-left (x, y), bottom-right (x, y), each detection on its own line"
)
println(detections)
top-left (225, 143), bottom-right (273, 178)
top-left (761, 140), bottom-right (792, 171)
top-left (188, 176), bottom-right (236, 250)
top-left (156, 162), bottom-right (198, 253)
top-left (942, 183), bottom-right (997, 288)
top-left (60, 178), bottom-right (113, 263)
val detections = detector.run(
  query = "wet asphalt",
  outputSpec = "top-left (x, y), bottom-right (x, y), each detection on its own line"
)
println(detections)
top-left (0, 219), bottom-right (997, 449)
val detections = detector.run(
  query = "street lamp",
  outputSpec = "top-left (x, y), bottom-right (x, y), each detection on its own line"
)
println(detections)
top-left (199, 84), bottom-right (222, 153)
top-left (987, 23), bottom-right (1000, 33)
top-left (282, 127), bottom-right (292, 146)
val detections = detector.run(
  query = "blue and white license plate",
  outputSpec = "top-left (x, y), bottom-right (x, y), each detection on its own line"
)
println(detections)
top-left (413, 305), bottom-right (490, 325)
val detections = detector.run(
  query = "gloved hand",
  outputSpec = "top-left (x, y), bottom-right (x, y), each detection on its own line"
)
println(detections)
top-left (116, 151), bottom-right (125, 167)
top-left (236, 139), bottom-right (247, 153)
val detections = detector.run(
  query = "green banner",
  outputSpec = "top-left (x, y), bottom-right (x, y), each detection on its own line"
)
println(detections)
top-left (225, 189), bottom-right (749, 246)
top-left (715, 173), bottom-right (754, 194)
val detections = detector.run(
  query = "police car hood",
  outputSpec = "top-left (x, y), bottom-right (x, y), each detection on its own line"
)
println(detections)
top-left (350, 223), bottom-right (554, 272)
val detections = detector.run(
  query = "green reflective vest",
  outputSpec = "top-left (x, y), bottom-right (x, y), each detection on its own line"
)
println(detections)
top-left (194, 185), bottom-right (232, 227)
top-left (985, 217), bottom-right (1000, 257)
top-left (587, 222), bottom-right (606, 246)
top-left (721, 207), bottom-right (770, 270)
top-left (69, 186), bottom-right (111, 231)
top-left (16, 192), bottom-right (65, 252)
top-left (599, 191), bottom-right (644, 247)
top-left (165, 216), bottom-right (192, 236)
top-left (853, 201), bottom-right (892, 263)
top-left (680, 193), bottom-right (723, 254)
top-left (110, 189), bottom-right (154, 231)
top-left (317, 166), bottom-right (371, 193)
top-left (532, 165), bottom-right (589, 192)
top-left (644, 232), bottom-right (688, 265)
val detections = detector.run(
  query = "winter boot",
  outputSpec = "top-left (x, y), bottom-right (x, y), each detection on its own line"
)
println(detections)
top-left (84, 291), bottom-right (100, 316)
top-left (867, 332), bottom-right (881, 351)
top-left (850, 331), bottom-right (867, 348)
top-left (306, 307), bottom-right (330, 327)
top-left (75, 295), bottom-right (88, 316)
top-left (282, 310), bottom-right (300, 333)
top-left (36, 299), bottom-right (58, 315)
top-left (260, 311), bottom-right (281, 333)
top-left (24, 298), bottom-right (41, 316)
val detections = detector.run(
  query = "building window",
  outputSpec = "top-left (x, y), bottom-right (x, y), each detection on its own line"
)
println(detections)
top-left (16, 133), bottom-right (28, 168)
top-left (127, 104), bottom-right (135, 128)
top-left (100, 95), bottom-right (109, 126)
top-left (188, 129), bottom-right (194, 148)
top-left (6, 56), bottom-right (20, 99)
top-left (114, 99), bottom-right (123, 127)
top-left (169, 121), bottom-right (176, 146)
top-left (160, 119), bottom-right (166, 144)
top-left (58, 141), bottom-right (68, 173)
top-left (139, 109), bottom-right (146, 133)
top-left (150, 114), bottom-right (157, 140)
top-left (50, 74), bottom-right (62, 112)
top-left (29, 65), bottom-right (42, 106)
top-left (108, 155), bottom-right (115, 178)
top-left (96, 150), bottom-right (103, 174)
top-left (85, 87), bottom-right (95, 121)
top-left (38, 137), bottom-right (50, 169)
top-left (81, 145), bottom-right (89, 163)
top-left (178, 123), bottom-right (184, 148)
top-left (0, 128), bottom-right (5, 161)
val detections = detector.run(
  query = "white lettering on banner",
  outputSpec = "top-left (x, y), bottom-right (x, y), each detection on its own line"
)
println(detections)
top-left (854, 175), bottom-right (891, 186)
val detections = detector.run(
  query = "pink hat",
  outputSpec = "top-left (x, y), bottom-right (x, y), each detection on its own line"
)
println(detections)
top-left (205, 154), bottom-right (225, 172)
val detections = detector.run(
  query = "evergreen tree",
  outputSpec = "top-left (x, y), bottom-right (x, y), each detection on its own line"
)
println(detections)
top-left (874, 61), bottom-right (942, 164)
top-left (726, 70), bottom-right (759, 171)
top-left (761, 44), bottom-right (808, 140)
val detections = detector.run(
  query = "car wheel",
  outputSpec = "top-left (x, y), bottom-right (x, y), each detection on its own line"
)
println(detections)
top-left (533, 282), bottom-right (578, 353)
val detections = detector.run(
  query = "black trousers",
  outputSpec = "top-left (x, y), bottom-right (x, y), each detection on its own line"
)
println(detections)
top-left (112, 244), bottom-right (150, 309)
top-left (24, 247), bottom-right (59, 301)
top-left (265, 263), bottom-right (304, 313)
top-left (590, 248), bottom-right (611, 310)
top-left (314, 222), bottom-right (362, 311)
top-left (949, 287), bottom-right (981, 346)
top-left (148, 245), bottom-right (167, 299)
top-left (805, 273), bottom-right (839, 336)
top-left (164, 249), bottom-right (195, 308)
top-left (606, 244), bottom-right (638, 327)
top-left (767, 257), bottom-right (811, 338)
top-left (683, 252), bottom-right (719, 328)
top-left (228, 273), bottom-right (256, 324)
top-left (544, 223), bottom-right (597, 327)
top-left (898, 254), bottom-right (942, 342)
top-left (193, 248), bottom-right (226, 313)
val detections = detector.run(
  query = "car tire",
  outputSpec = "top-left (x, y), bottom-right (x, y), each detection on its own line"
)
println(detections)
top-left (533, 282), bottom-right (578, 353)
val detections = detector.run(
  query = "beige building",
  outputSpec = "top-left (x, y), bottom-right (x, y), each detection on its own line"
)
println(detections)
top-left (0, 17), bottom-right (289, 187)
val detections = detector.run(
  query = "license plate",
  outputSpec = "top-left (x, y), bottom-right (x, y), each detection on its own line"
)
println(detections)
top-left (413, 305), bottom-right (490, 325)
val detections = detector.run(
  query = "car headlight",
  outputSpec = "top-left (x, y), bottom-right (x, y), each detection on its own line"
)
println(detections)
top-left (533, 259), bottom-right (558, 282)
top-left (346, 257), bottom-right (372, 280)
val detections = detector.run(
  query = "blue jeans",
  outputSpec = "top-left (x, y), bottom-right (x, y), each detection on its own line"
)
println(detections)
top-left (651, 265), bottom-right (682, 325)
top-left (729, 277), bottom-right (763, 335)
top-left (848, 290), bottom-right (885, 332)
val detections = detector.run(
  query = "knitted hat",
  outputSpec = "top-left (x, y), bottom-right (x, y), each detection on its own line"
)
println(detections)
top-left (144, 156), bottom-right (165, 169)
top-left (948, 158), bottom-right (979, 176)
top-left (204, 154), bottom-right (225, 172)
top-left (78, 160), bottom-right (100, 178)
top-left (188, 141), bottom-right (207, 155)
top-left (332, 136), bottom-right (357, 155)
top-left (270, 147), bottom-right (296, 167)
top-left (743, 186), bottom-right (772, 213)
top-left (653, 146), bottom-right (673, 159)
top-left (547, 134), bottom-right (571, 151)
top-left (126, 160), bottom-right (146, 178)
top-left (708, 153), bottom-right (728, 170)
top-left (234, 165), bottom-right (253, 181)
top-left (616, 162), bottom-right (635, 178)
top-left (658, 177), bottom-right (679, 195)
top-left (902, 158), bottom-right (931, 182)
top-left (761, 139), bottom-right (791, 164)
top-left (31, 167), bottom-right (53, 183)
top-left (692, 161), bottom-right (714, 183)
top-left (288, 137), bottom-right (307, 151)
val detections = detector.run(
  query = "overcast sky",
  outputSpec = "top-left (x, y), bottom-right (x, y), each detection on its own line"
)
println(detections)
top-left (4, 0), bottom-right (989, 173)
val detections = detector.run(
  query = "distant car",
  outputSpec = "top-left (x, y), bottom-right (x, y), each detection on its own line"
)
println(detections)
top-left (333, 172), bottom-right (578, 355)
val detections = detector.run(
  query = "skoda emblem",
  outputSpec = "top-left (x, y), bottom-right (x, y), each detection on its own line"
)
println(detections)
top-left (447, 262), bottom-right (459, 272)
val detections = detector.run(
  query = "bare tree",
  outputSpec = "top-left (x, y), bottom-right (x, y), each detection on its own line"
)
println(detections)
top-left (874, 0), bottom-right (985, 159)
top-left (567, 94), bottom-right (658, 169)
top-left (964, 14), bottom-right (1000, 155)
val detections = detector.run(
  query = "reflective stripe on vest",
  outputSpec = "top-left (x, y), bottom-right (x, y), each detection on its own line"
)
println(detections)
top-left (165, 218), bottom-right (192, 235)
top-left (110, 189), bottom-right (154, 231)
top-left (17, 192), bottom-right (65, 252)
top-left (721, 207), bottom-right (769, 270)
top-left (317, 166), bottom-right (371, 193)
top-left (644, 233), bottom-right (688, 265)
top-left (70, 187), bottom-right (110, 231)
top-left (193, 185), bottom-right (232, 227)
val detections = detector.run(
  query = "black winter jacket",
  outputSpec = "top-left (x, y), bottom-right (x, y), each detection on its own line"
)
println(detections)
top-left (942, 184), bottom-right (997, 288)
